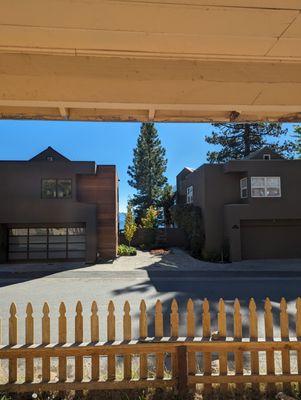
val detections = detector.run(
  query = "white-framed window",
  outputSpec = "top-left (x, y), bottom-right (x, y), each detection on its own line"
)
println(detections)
top-left (186, 186), bottom-right (193, 204)
top-left (263, 154), bottom-right (271, 160)
top-left (251, 177), bottom-right (281, 198)
top-left (240, 177), bottom-right (248, 199)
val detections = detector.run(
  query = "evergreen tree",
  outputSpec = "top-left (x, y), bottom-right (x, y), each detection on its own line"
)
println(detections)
top-left (128, 123), bottom-right (167, 221)
top-left (295, 126), bottom-right (301, 158)
top-left (159, 184), bottom-right (175, 227)
top-left (205, 123), bottom-right (295, 163)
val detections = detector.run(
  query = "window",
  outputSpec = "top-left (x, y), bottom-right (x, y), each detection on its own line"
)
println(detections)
top-left (42, 179), bottom-right (72, 199)
top-left (186, 186), bottom-right (193, 204)
top-left (42, 179), bottom-right (57, 198)
top-left (240, 177), bottom-right (248, 198)
top-left (263, 154), bottom-right (271, 160)
top-left (57, 179), bottom-right (72, 198)
top-left (251, 177), bottom-right (281, 198)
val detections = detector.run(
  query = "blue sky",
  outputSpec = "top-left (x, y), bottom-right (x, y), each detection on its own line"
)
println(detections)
top-left (0, 120), bottom-right (296, 212)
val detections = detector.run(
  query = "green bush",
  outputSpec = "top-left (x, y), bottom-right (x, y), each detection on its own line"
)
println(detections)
top-left (118, 244), bottom-right (137, 256)
top-left (171, 204), bottom-right (204, 259)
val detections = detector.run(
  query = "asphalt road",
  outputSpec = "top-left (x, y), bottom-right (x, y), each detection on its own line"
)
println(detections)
top-left (0, 268), bottom-right (300, 344)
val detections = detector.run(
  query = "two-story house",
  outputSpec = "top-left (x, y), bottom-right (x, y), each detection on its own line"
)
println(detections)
top-left (0, 147), bottom-right (118, 263)
top-left (176, 147), bottom-right (301, 261)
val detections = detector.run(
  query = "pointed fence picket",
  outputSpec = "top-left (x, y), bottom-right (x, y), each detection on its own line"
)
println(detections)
top-left (1, 297), bottom-right (301, 395)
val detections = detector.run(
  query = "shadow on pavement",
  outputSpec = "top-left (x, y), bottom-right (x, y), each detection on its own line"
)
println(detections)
top-left (111, 252), bottom-right (301, 338)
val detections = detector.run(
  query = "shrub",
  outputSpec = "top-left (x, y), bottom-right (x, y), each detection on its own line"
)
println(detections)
top-left (118, 244), bottom-right (137, 256)
top-left (141, 206), bottom-right (158, 229)
top-left (124, 203), bottom-right (137, 246)
top-left (172, 204), bottom-right (204, 258)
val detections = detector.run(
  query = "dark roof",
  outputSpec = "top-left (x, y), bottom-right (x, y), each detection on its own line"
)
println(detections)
top-left (243, 146), bottom-right (285, 160)
top-left (30, 147), bottom-right (70, 162)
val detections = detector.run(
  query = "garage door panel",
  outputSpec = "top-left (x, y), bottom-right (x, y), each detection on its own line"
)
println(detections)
top-left (8, 225), bottom-right (86, 261)
top-left (241, 219), bottom-right (301, 260)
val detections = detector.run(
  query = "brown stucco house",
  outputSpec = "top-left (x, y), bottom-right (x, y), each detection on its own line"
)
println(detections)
top-left (176, 147), bottom-right (301, 261)
top-left (0, 147), bottom-right (118, 263)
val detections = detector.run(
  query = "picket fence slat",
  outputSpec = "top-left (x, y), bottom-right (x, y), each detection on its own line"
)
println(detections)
top-left (25, 303), bottom-right (34, 383)
top-left (139, 300), bottom-right (148, 380)
top-left (91, 301), bottom-right (100, 382)
top-left (58, 302), bottom-right (67, 383)
top-left (2, 297), bottom-right (301, 395)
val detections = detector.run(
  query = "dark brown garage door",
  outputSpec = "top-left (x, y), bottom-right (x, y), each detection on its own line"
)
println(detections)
top-left (241, 219), bottom-right (301, 260)
top-left (8, 226), bottom-right (86, 261)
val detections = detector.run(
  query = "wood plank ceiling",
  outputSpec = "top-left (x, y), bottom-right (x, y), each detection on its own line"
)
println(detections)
top-left (0, 0), bottom-right (301, 122)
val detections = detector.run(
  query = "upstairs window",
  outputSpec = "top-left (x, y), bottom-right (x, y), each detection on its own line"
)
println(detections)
top-left (251, 177), bottom-right (281, 198)
top-left (42, 179), bottom-right (72, 199)
top-left (186, 186), bottom-right (193, 204)
top-left (240, 177), bottom-right (248, 198)
top-left (57, 179), bottom-right (72, 198)
top-left (42, 179), bottom-right (57, 199)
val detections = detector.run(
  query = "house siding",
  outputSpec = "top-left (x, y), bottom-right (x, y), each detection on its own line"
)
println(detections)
top-left (176, 157), bottom-right (301, 261)
top-left (0, 154), bottom-right (118, 263)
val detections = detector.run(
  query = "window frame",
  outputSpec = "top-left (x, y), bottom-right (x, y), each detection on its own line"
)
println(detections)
top-left (186, 185), bottom-right (193, 204)
top-left (41, 178), bottom-right (72, 199)
top-left (251, 176), bottom-right (281, 198)
top-left (41, 179), bottom-right (57, 199)
top-left (57, 179), bottom-right (72, 199)
top-left (263, 154), bottom-right (271, 160)
top-left (240, 177), bottom-right (248, 199)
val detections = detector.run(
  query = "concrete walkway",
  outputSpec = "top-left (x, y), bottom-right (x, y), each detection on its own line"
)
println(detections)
top-left (1, 248), bottom-right (301, 276)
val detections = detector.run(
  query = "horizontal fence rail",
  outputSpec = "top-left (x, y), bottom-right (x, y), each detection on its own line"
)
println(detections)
top-left (0, 297), bottom-right (301, 394)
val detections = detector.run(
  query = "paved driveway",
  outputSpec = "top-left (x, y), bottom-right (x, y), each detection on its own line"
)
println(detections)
top-left (0, 248), bottom-right (301, 344)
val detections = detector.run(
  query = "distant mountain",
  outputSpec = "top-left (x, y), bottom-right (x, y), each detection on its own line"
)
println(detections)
top-left (119, 212), bottom-right (126, 230)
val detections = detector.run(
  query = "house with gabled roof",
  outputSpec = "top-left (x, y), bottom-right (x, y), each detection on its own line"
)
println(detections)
top-left (176, 147), bottom-right (301, 261)
top-left (0, 147), bottom-right (118, 263)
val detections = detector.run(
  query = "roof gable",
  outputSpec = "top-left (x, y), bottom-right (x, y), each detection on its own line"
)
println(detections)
top-left (244, 146), bottom-right (285, 160)
top-left (30, 147), bottom-right (70, 162)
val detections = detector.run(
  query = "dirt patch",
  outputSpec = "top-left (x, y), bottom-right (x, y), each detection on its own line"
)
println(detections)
top-left (150, 248), bottom-right (170, 256)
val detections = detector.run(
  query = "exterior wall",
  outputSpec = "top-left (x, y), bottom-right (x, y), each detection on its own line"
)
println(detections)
top-left (0, 158), bottom-right (118, 262)
top-left (77, 166), bottom-right (118, 259)
top-left (224, 160), bottom-right (301, 260)
top-left (176, 158), bottom-right (301, 261)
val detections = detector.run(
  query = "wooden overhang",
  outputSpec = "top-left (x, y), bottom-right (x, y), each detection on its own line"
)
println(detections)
top-left (1, 0), bottom-right (301, 122)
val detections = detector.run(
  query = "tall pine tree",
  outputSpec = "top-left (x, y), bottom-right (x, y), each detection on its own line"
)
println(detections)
top-left (128, 123), bottom-right (167, 221)
top-left (205, 123), bottom-right (295, 163)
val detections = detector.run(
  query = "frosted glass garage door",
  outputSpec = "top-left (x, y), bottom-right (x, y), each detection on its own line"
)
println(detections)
top-left (8, 226), bottom-right (86, 261)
